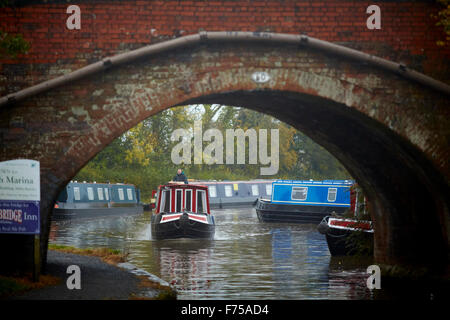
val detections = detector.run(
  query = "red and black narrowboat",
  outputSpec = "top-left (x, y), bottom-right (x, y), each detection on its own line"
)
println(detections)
top-left (317, 184), bottom-right (374, 256)
top-left (318, 216), bottom-right (374, 256)
top-left (151, 183), bottom-right (215, 240)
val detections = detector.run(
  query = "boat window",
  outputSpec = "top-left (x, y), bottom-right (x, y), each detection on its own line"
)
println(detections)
top-left (265, 184), bottom-right (272, 196)
top-left (161, 189), bottom-right (171, 212)
top-left (185, 189), bottom-right (192, 211)
top-left (127, 188), bottom-right (133, 200)
top-left (118, 188), bottom-right (125, 201)
top-left (251, 184), bottom-right (259, 196)
top-left (209, 185), bottom-right (217, 197)
top-left (97, 188), bottom-right (104, 201)
top-left (224, 185), bottom-right (233, 197)
top-left (87, 187), bottom-right (94, 201)
top-left (104, 188), bottom-right (109, 201)
top-left (327, 188), bottom-right (337, 202)
top-left (73, 187), bottom-right (81, 201)
top-left (196, 190), bottom-right (207, 213)
top-left (291, 187), bottom-right (308, 201)
top-left (175, 189), bottom-right (182, 212)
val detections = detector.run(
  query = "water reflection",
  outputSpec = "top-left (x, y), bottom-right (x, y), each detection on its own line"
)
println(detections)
top-left (153, 240), bottom-right (215, 297)
top-left (50, 208), bottom-right (373, 299)
top-left (271, 228), bottom-right (294, 298)
top-left (327, 256), bottom-right (374, 299)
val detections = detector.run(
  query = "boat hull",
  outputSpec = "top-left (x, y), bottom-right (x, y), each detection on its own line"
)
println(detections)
top-left (52, 205), bottom-right (143, 220)
top-left (255, 198), bottom-right (347, 224)
top-left (209, 197), bottom-right (258, 209)
top-left (151, 212), bottom-right (215, 240)
top-left (325, 228), bottom-right (373, 256)
top-left (318, 216), bottom-right (374, 256)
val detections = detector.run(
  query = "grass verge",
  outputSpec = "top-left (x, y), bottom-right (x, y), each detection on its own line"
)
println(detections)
top-left (0, 273), bottom-right (61, 298)
top-left (129, 275), bottom-right (177, 300)
top-left (48, 244), bottom-right (127, 265)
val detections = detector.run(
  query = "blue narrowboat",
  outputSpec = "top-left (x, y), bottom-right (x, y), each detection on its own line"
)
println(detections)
top-left (52, 181), bottom-right (144, 220)
top-left (255, 180), bottom-right (353, 223)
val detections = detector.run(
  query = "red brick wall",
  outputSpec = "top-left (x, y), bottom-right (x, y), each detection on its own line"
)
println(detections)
top-left (0, 0), bottom-right (449, 91)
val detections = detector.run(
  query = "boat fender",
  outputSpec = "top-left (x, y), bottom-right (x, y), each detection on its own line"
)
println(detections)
top-left (317, 217), bottom-right (330, 235)
top-left (180, 212), bottom-right (189, 223)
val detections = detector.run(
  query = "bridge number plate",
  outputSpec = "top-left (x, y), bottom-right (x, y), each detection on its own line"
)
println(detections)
top-left (251, 71), bottom-right (270, 83)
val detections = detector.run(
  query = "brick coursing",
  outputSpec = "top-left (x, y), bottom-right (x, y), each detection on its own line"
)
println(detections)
top-left (1, 0), bottom-right (449, 96)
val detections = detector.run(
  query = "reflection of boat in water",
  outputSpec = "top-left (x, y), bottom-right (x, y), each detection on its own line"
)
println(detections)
top-left (52, 181), bottom-right (143, 220)
top-left (256, 180), bottom-right (353, 223)
top-left (327, 255), bottom-right (374, 299)
top-left (318, 216), bottom-right (374, 256)
top-left (154, 239), bottom-right (214, 296)
top-left (151, 238), bottom-right (215, 251)
top-left (151, 183), bottom-right (215, 240)
top-left (271, 226), bottom-right (330, 298)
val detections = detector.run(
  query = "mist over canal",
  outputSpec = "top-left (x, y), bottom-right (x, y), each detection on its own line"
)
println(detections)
top-left (49, 208), bottom-right (374, 299)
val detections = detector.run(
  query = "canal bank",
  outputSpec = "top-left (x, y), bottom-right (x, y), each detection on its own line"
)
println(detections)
top-left (4, 249), bottom-right (176, 300)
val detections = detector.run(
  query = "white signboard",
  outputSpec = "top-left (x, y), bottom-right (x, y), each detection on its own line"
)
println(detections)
top-left (0, 159), bottom-right (40, 234)
top-left (0, 159), bottom-right (40, 201)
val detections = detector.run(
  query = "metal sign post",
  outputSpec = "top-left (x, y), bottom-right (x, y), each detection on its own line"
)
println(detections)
top-left (33, 234), bottom-right (40, 282)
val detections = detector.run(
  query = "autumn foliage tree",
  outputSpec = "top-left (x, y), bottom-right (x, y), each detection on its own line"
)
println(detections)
top-left (0, 0), bottom-right (30, 58)
top-left (75, 105), bottom-right (350, 202)
top-left (434, 0), bottom-right (450, 46)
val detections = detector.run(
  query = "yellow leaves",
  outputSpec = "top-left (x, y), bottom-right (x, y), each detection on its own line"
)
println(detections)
top-left (124, 122), bottom-right (156, 167)
top-left (435, 0), bottom-right (450, 46)
top-left (278, 124), bottom-right (299, 172)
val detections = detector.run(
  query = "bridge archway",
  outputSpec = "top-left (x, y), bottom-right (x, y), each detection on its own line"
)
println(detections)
top-left (0, 33), bottom-right (448, 273)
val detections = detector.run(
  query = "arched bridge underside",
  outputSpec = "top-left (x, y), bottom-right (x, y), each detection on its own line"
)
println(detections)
top-left (0, 33), bottom-right (449, 274)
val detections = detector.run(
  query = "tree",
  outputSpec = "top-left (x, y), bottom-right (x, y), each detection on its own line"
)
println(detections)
top-left (434, 0), bottom-right (450, 46)
top-left (74, 105), bottom-right (352, 202)
top-left (0, 1), bottom-right (30, 58)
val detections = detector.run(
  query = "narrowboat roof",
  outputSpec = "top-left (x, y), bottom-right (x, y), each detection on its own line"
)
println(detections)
top-left (68, 181), bottom-right (137, 187)
top-left (194, 179), bottom-right (275, 184)
top-left (162, 183), bottom-right (209, 190)
top-left (273, 180), bottom-right (353, 186)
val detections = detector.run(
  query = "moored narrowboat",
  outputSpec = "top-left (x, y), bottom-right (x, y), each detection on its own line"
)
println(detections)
top-left (255, 180), bottom-right (353, 223)
top-left (195, 180), bottom-right (275, 208)
top-left (318, 216), bottom-right (374, 256)
top-left (52, 181), bottom-right (144, 220)
top-left (151, 183), bottom-right (215, 240)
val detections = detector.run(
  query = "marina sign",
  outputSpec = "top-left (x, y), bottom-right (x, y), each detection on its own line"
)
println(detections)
top-left (0, 159), bottom-right (40, 234)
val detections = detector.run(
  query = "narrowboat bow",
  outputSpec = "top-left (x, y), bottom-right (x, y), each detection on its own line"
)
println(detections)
top-left (151, 183), bottom-right (215, 240)
top-left (318, 216), bottom-right (374, 256)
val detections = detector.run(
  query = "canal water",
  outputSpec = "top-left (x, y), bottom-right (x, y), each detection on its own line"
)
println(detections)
top-left (49, 208), bottom-right (375, 299)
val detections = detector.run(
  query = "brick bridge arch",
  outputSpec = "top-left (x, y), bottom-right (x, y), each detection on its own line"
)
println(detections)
top-left (1, 32), bottom-right (449, 274)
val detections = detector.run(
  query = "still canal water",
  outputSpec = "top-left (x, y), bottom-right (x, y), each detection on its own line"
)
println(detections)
top-left (49, 208), bottom-right (375, 299)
